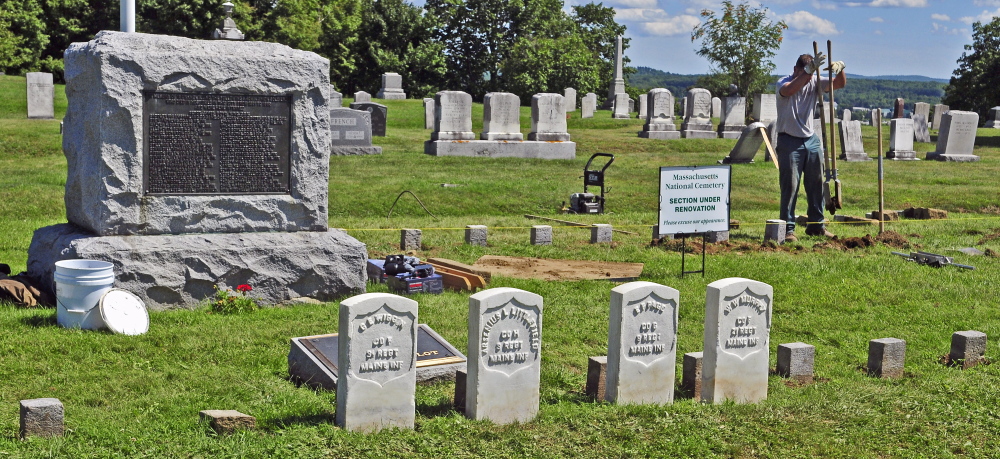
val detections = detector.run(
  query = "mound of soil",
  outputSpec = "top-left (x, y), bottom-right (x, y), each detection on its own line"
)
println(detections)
top-left (874, 231), bottom-right (911, 248)
top-left (473, 255), bottom-right (644, 281)
top-left (977, 228), bottom-right (1000, 245)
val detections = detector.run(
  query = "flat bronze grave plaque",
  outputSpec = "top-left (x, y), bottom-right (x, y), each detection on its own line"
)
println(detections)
top-left (143, 91), bottom-right (292, 195)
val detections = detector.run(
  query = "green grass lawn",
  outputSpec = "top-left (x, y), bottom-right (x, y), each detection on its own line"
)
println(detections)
top-left (2, 74), bottom-right (1000, 457)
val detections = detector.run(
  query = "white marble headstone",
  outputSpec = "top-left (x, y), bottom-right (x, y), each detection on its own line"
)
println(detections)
top-left (702, 277), bottom-right (772, 404)
top-left (336, 293), bottom-right (418, 432)
top-left (932, 104), bottom-right (949, 130)
top-left (26, 72), bottom-right (54, 119)
top-left (432, 91), bottom-right (475, 140)
top-left (423, 98), bottom-right (435, 130)
top-left (711, 97), bottom-right (721, 119)
top-left (354, 91), bottom-right (371, 103)
top-left (929, 111), bottom-right (980, 161)
top-left (613, 92), bottom-right (630, 119)
top-left (564, 87), bottom-right (577, 112)
top-left (606, 282), bottom-right (679, 405)
top-left (466, 288), bottom-right (542, 424)
top-left (582, 93), bottom-right (596, 118)
top-left (752, 94), bottom-right (776, 124)
top-left (889, 118), bottom-right (914, 152)
top-left (482, 92), bottom-right (523, 140)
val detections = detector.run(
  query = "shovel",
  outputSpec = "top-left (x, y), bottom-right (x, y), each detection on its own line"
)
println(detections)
top-left (827, 40), bottom-right (843, 210)
top-left (813, 41), bottom-right (836, 214)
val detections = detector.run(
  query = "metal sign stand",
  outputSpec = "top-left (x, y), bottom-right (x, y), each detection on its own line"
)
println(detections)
top-left (679, 233), bottom-right (707, 277)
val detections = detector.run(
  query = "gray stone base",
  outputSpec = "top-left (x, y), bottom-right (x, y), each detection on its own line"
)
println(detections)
top-left (639, 131), bottom-right (680, 140)
top-left (887, 150), bottom-right (919, 160)
top-left (682, 130), bottom-right (718, 139)
top-left (718, 125), bottom-right (745, 139)
top-left (331, 146), bottom-right (382, 156)
top-left (681, 123), bottom-right (713, 131)
top-left (376, 91), bottom-right (406, 100)
top-left (926, 153), bottom-right (980, 162)
top-left (424, 140), bottom-right (575, 159)
top-left (528, 132), bottom-right (571, 141)
top-left (27, 224), bottom-right (367, 310)
top-left (840, 153), bottom-right (871, 162)
top-left (613, 114), bottom-right (630, 119)
top-left (481, 133), bottom-right (524, 141)
top-left (718, 131), bottom-right (741, 139)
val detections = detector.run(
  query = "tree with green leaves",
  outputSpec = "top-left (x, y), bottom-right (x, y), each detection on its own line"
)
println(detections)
top-left (572, 2), bottom-right (633, 104)
top-left (0, 0), bottom-right (48, 75)
top-left (691, 0), bottom-right (786, 113)
top-left (942, 16), bottom-right (1000, 124)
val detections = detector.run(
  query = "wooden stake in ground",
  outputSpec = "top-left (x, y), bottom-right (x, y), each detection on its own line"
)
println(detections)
top-left (813, 41), bottom-right (835, 214)
top-left (876, 108), bottom-right (885, 235)
top-left (827, 40), bottom-right (843, 210)
top-left (760, 127), bottom-right (779, 170)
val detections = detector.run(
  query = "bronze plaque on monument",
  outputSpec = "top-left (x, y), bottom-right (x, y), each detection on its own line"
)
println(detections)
top-left (142, 91), bottom-right (292, 195)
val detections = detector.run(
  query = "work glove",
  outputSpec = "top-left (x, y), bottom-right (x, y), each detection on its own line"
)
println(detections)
top-left (825, 61), bottom-right (846, 75)
top-left (804, 52), bottom-right (825, 74)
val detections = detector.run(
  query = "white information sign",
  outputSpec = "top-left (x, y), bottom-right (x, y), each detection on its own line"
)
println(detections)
top-left (658, 166), bottom-right (731, 235)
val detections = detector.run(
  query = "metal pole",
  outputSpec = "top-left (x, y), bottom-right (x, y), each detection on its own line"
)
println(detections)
top-left (877, 109), bottom-right (884, 234)
top-left (121, 0), bottom-right (135, 33)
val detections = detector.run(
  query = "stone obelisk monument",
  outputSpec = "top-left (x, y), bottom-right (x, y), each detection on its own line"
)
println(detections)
top-left (602, 36), bottom-right (626, 109)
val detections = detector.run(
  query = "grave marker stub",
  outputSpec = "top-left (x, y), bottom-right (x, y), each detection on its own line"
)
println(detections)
top-left (376, 72), bottom-right (406, 99)
top-left (330, 88), bottom-right (343, 108)
top-left (336, 293), bottom-right (417, 432)
top-left (886, 118), bottom-right (917, 160)
top-left (423, 98), bottom-right (435, 129)
top-left (681, 88), bottom-right (715, 139)
top-left (606, 281), bottom-right (679, 405)
top-left (482, 92), bottom-right (523, 140)
top-left (721, 122), bottom-right (766, 163)
top-left (927, 111), bottom-right (980, 162)
top-left (432, 91), bottom-right (475, 141)
top-left (639, 88), bottom-right (679, 139)
top-left (354, 91), bottom-right (371, 103)
top-left (348, 102), bottom-right (387, 137)
top-left (702, 277), bottom-right (772, 404)
top-left (932, 104), bottom-right (949, 129)
top-left (26, 72), bottom-right (55, 119)
top-left (466, 287), bottom-right (543, 424)
top-left (582, 93), bottom-right (596, 118)
top-left (752, 94), bottom-right (776, 124)
top-left (613, 93), bottom-right (630, 119)
top-left (528, 93), bottom-right (569, 141)
top-left (711, 97), bottom-right (721, 119)
top-left (839, 120), bottom-right (868, 161)
top-left (637, 94), bottom-right (647, 119)
top-left (564, 87), bottom-right (576, 112)
top-left (985, 106), bottom-right (1000, 128)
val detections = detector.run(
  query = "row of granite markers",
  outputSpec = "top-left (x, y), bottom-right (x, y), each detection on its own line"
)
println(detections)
top-left (335, 277), bottom-right (772, 433)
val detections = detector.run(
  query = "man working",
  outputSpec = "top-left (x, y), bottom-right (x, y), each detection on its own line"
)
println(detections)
top-left (774, 52), bottom-right (846, 241)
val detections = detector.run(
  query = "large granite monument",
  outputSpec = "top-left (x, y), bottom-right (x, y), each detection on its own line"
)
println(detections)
top-left (717, 97), bottom-right (746, 139)
top-left (375, 72), bottom-right (406, 100)
top-left (927, 111), bottom-right (980, 162)
top-left (602, 36), bottom-right (626, 109)
top-left (681, 89), bottom-right (715, 139)
top-left (638, 88), bottom-right (679, 140)
top-left (27, 31), bottom-right (367, 309)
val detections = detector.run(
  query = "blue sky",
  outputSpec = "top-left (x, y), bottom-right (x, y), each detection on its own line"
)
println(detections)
top-left (581, 0), bottom-right (1000, 79)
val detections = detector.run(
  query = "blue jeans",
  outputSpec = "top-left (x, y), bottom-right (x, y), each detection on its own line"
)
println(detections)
top-left (777, 133), bottom-right (825, 233)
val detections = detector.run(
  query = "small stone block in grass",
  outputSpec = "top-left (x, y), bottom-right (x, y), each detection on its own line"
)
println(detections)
top-left (199, 410), bottom-right (256, 434)
top-left (949, 330), bottom-right (987, 369)
top-left (454, 369), bottom-right (466, 412)
top-left (531, 225), bottom-right (552, 245)
top-left (777, 342), bottom-right (815, 383)
top-left (465, 225), bottom-right (487, 246)
top-left (400, 229), bottom-right (421, 251)
top-left (868, 338), bottom-right (906, 379)
top-left (590, 224), bottom-right (612, 243)
top-left (902, 207), bottom-right (947, 219)
top-left (681, 352), bottom-right (703, 401)
top-left (764, 219), bottom-right (786, 244)
top-left (585, 356), bottom-right (607, 400)
top-left (20, 398), bottom-right (64, 439)
top-left (870, 210), bottom-right (900, 221)
top-left (706, 231), bottom-right (729, 243)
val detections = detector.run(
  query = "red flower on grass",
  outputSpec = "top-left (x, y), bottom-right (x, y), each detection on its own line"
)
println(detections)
top-left (237, 284), bottom-right (253, 293)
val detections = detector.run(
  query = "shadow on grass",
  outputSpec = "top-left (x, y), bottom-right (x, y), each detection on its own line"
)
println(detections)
top-left (975, 136), bottom-right (1000, 148)
top-left (267, 413), bottom-right (337, 430)
top-left (20, 313), bottom-right (57, 327)
top-left (417, 398), bottom-right (458, 418)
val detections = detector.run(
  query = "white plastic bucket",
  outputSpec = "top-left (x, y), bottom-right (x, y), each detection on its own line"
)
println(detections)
top-left (54, 259), bottom-right (115, 330)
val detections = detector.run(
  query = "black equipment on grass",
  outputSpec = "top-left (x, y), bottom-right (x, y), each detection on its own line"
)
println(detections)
top-left (569, 153), bottom-right (614, 214)
top-left (892, 251), bottom-right (975, 270)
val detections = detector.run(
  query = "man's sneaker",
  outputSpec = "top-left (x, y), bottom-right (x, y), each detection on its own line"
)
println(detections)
top-left (784, 232), bottom-right (797, 243)
top-left (805, 228), bottom-right (835, 238)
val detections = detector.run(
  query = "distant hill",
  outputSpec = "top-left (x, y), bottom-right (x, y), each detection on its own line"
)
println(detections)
top-left (629, 66), bottom-right (947, 109)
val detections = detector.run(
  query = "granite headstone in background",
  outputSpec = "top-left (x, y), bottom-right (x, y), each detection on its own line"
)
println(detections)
top-left (564, 87), bottom-right (576, 112)
top-left (892, 98), bottom-right (905, 118)
top-left (911, 113), bottom-right (931, 143)
top-left (354, 91), bottom-right (371, 102)
top-left (605, 281), bottom-right (679, 405)
top-left (529, 93), bottom-right (569, 141)
top-left (839, 119), bottom-right (868, 161)
top-left (886, 118), bottom-right (917, 160)
top-left (927, 111), bottom-right (980, 162)
top-left (423, 98), bottom-right (435, 129)
top-left (330, 88), bottom-right (342, 108)
top-left (612, 92), bottom-right (630, 119)
top-left (702, 277), bottom-right (772, 404)
top-left (717, 97), bottom-right (746, 139)
top-left (26, 72), bottom-right (54, 119)
top-left (932, 103), bottom-right (949, 130)
top-left (581, 93), bottom-right (596, 118)
top-left (711, 96), bottom-right (721, 119)
top-left (639, 88), bottom-right (679, 140)
top-left (330, 108), bottom-right (381, 155)
top-left (466, 288), bottom-right (542, 424)
top-left (681, 88), bottom-right (714, 139)
top-left (348, 101), bottom-right (387, 137)
top-left (376, 72), bottom-right (406, 99)
top-left (637, 94), bottom-right (647, 120)
top-left (721, 122), bottom-right (766, 164)
top-left (752, 94), bottom-right (776, 124)
top-left (482, 92), bottom-right (523, 140)
top-left (336, 293), bottom-right (417, 432)
top-left (985, 106), bottom-right (1000, 128)
top-left (432, 90), bottom-right (475, 140)
top-left (913, 102), bottom-right (930, 121)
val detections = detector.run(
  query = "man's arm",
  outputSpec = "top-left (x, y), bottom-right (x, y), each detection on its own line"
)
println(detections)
top-left (820, 63), bottom-right (847, 92)
top-left (778, 72), bottom-right (813, 97)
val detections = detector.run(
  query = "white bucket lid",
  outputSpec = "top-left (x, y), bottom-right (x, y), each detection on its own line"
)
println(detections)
top-left (99, 289), bottom-right (149, 335)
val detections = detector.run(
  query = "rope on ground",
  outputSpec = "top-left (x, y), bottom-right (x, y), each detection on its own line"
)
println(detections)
top-left (386, 190), bottom-right (439, 222)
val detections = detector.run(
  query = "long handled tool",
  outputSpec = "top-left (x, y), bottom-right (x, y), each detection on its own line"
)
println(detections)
top-left (827, 40), bottom-right (843, 210)
top-left (813, 41), bottom-right (836, 214)
top-left (876, 108), bottom-right (884, 235)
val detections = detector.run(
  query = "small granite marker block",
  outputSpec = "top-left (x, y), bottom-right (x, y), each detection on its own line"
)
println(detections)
top-left (706, 231), bottom-right (729, 243)
top-left (776, 342), bottom-right (815, 383)
top-left (606, 281), bottom-right (679, 405)
top-left (591, 224), bottom-right (612, 243)
top-left (400, 229), bottom-right (421, 251)
top-left (868, 338), bottom-right (906, 379)
top-left (764, 219), bottom-right (786, 244)
top-left (466, 288), bottom-right (543, 424)
top-left (585, 356), bottom-right (608, 400)
top-left (20, 398), bottom-right (64, 439)
top-left (199, 410), bottom-right (256, 434)
top-left (682, 352), bottom-right (703, 401)
top-left (703, 278), bottom-right (773, 404)
top-left (465, 225), bottom-right (487, 246)
top-left (454, 369), bottom-right (466, 411)
top-left (336, 293), bottom-right (418, 432)
top-left (530, 225), bottom-right (552, 245)
top-left (949, 330), bottom-right (987, 369)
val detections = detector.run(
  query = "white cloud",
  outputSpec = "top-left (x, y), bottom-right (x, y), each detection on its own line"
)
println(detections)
top-left (930, 13), bottom-right (950, 21)
top-left (931, 22), bottom-right (968, 35)
top-left (605, 0), bottom-right (657, 8)
top-left (780, 11), bottom-right (841, 35)
top-left (874, 29), bottom-right (883, 34)
top-left (642, 15), bottom-right (703, 36)
top-left (869, 0), bottom-right (927, 6)
top-left (614, 8), bottom-right (668, 22)
top-left (959, 8), bottom-right (1000, 24)
top-left (811, 1), bottom-right (839, 10)
top-left (973, 1), bottom-right (1000, 6)
top-left (869, 16), bottom-right (884, 22)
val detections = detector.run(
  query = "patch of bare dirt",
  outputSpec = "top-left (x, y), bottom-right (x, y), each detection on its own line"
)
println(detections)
top-left (473, 255), bottom-right (644, 281)
top-left (976, 228), bottom-right (1000, 245)
top-left (874, 231), bottom-right (911, 249)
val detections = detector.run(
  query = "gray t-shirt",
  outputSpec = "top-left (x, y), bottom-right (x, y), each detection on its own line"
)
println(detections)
top-left (775, 74), bottom-right (828, 138)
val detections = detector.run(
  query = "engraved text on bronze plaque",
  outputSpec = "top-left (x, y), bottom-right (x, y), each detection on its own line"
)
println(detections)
top-left (143, 92), bottom-right (291, 195)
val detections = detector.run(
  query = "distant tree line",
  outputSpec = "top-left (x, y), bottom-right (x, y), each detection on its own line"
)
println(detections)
top-left (0, 0), bottom-right (629, 104)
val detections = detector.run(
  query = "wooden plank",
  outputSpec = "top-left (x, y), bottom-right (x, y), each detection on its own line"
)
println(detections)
top-left (523, 215), bottom-right (638, 235)
top-left (760, 127), bottom-right (778, 170)
top-left (430, 263), bottom-right (486, 290)
top-left (426, 258), bottom-right (492, 283)
top-left (436, 269), bottom-right (473, 292)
